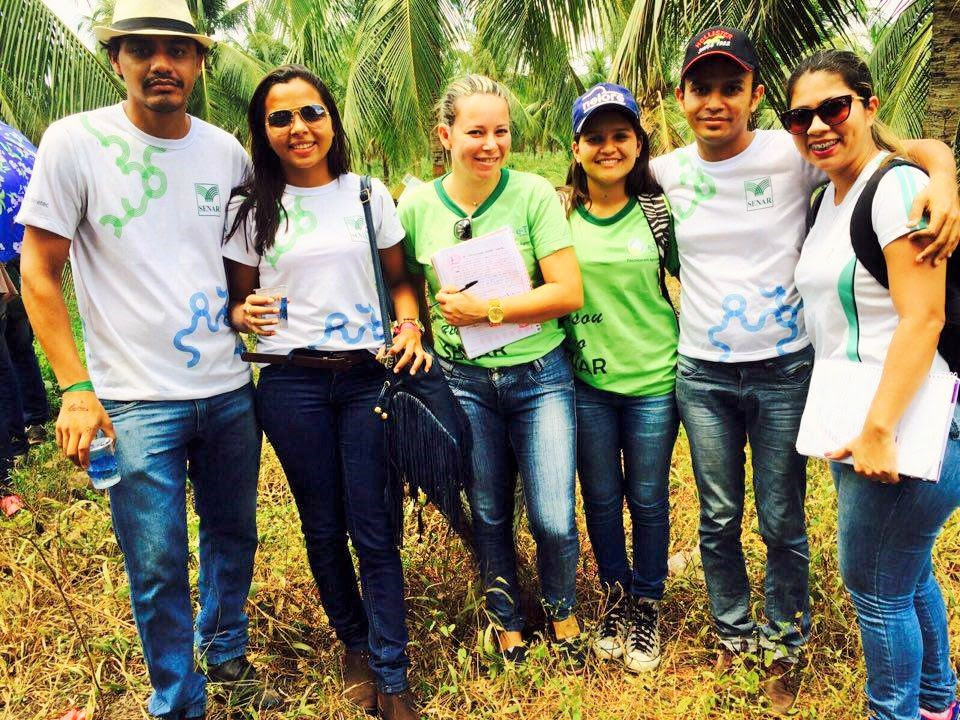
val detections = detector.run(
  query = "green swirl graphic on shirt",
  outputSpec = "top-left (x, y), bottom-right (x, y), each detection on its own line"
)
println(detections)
top-left (673, 154), bottom-right (716, 222)
top-left (80, 116), bottom-right (168, 238)
top-left (265, 196), bottom-right (317, 268)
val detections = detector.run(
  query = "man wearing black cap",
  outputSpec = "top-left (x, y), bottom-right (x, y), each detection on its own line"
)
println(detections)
top-left (650, 25), bottom-right (960, 714)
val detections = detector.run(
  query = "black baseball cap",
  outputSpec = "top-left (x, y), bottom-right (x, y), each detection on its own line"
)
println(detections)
top-left (680, 26), bottom-right (759, 81)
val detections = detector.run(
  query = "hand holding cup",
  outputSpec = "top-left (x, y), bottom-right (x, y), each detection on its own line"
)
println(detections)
top-left (241, 292), bottom-right (283, 336)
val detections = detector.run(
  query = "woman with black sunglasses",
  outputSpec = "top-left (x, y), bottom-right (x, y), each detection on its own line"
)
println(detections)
top-left (223, 65), bottom-right (429, 720)
top-left (788, 50), bottom-right (960, 720)
top-left (397, 74), bottom-right (585, 665)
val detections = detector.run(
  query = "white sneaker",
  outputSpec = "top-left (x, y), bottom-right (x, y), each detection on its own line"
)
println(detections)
top-left (593, 592), bottom-right (629, 660)
top-left (623, 597), bottom-right (661, 672)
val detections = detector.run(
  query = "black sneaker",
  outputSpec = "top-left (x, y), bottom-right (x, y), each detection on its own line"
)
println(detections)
top-left (593, 591), bottom-right (629, 660)
top-left (623, 597), bottom-right (661, 673)
top-left (205, 655), bottom-right (281, 711)
top-left (25, 425), bottom-right (47, 446)
top-left (551, 616), bottom-right (588, 671)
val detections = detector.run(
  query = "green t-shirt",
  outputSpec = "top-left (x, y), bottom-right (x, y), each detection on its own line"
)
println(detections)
top-left (565, 199), bottom-right (678, 396)
top-left (398, 168), bottom-right (572, 367)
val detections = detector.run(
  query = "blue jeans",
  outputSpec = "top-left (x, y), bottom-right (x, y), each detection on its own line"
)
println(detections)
top-left (575, 381), bottom-right (678, 600)
top-left (255, 359), bottom-right (410, 693)
top-left (102, 383), bottom-right (260, 720)
top-left (675, 346), bottom-right (812, 656)
top-left (833, 414), bottom-right (960, 720)
top-left (439, 346), bottom-right (579, 631)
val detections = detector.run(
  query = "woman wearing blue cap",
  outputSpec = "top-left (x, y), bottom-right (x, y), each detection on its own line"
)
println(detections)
top-left (562, 83), bottom-right (680, 672)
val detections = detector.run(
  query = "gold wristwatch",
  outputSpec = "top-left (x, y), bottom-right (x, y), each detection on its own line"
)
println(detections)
top-left (487, 299), bottom-right (504, 326)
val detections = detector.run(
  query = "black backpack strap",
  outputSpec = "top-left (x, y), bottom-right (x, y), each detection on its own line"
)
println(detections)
top-left (806, 182), bottom-right (828, 235)
top-left (636, 192), bottom-right (677, 314)
top-left (359, 176), bottom-right (396, 363)
top-left (849, 158), bottom-right (925, 289)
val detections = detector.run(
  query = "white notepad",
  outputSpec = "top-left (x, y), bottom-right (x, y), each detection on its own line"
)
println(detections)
top-left (431, 226), bottom-right (541, 359)
top-left (796, 358), bottom-right (959, 482)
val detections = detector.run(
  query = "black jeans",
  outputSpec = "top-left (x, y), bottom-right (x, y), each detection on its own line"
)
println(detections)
top-left (0, 311), bottom-right (19, 480)
top-left (256, 358), bottom-right (410, 693)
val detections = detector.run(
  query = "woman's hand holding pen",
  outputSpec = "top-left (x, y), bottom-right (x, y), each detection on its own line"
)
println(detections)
top-left (435, 284), bottom-right (488, 327)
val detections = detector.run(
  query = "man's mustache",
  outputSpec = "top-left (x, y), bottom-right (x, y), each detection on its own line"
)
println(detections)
top-left (144, 76), bottom-right (183, 88)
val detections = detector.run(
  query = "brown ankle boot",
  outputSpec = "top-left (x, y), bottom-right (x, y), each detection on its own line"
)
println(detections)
top-left (761, 659), bottom-right (798, 715)
top-left (377, 689), bottom-right (420, 720)
top-left (342, 649), bottom-right (377, 715)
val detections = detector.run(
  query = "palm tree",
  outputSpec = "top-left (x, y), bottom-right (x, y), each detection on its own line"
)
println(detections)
top-left (609, 0), bottom-right (864, 151)
top-left (868, 0), bottom-right (930, 141)
top-left (925, 0), bottom-right (960, 154)
top-left (0, 0), bottom-right (123, 143)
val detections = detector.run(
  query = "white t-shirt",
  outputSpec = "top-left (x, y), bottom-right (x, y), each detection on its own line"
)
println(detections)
top-left (651, 129), bottom-right (824, 362)
top-left (795, 153), bottom-right (947, 372)
top-left (222, 173), bottom-right (404, 354)
top-left (16, 104), bottom-right (251, 401)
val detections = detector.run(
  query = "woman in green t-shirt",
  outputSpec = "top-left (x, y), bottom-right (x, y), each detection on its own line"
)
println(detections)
top-left (562, 83), bottom-right (680, 673)
top-left (397, 74), bottom-right (585, 665)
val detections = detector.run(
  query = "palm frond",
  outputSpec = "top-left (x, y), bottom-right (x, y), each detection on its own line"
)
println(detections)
top-left (611, 0), bottom-right (864, 113)
top-left (342, 0), bottom-right (457, 172)
top-left (869, 0), bottom-right (931, 139)
top-left (0, 0), bottom-right (123, 143)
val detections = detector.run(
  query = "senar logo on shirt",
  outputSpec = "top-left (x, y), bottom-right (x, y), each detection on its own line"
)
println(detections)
top-left (744, 176), bottom-right (774, 211)
top-left (195, 183), bottom-right (221, 216)
top-left (627, 237), bottom-right (658, 261)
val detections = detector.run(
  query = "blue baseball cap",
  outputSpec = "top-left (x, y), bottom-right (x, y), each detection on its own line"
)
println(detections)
top-left (571, 83), bottom-right (640, 135)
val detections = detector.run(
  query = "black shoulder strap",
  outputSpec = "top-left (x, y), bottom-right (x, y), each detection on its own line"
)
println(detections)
top-left (849, 158), bottom-right (925, 290)
top-left (360, 176), bottom-right (396, 358)
top-left (636, 192), bottom-right (676, 313)
top-left (806, 182), bottom-right (828, 235)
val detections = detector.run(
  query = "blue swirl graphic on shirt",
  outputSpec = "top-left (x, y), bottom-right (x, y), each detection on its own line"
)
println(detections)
top-left (706, 286), bottom-right (803, 360)
top-left (172, 287), bottom-right (230, 367)
top-left (310, 304), bottom-right (384, 347)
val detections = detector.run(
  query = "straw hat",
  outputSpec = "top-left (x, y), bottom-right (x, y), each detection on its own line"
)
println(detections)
top-left (93, 0), bottom-right (214, 48)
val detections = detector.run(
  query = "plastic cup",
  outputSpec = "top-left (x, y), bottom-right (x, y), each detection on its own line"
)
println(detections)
top-left (88, 436), bottom-right (120, 490)
top-left (255, 285), bottom-right (288, 329)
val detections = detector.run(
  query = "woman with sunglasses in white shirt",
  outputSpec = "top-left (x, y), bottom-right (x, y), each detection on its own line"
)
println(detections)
top-left (788, 50), bottom-right (960, 720)
top-left (223, 65), bottom-right (429, 720)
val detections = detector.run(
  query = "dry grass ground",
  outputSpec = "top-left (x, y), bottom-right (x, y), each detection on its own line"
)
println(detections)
top-left (3, 424), bottom-right (960, 720)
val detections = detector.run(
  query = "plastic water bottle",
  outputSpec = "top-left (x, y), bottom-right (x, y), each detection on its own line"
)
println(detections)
top-left (88, 435), bottom-right (120, 490)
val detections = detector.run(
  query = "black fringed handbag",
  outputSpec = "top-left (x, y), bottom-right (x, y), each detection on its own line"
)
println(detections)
top-left (359, 176), bottom-right (473, 546)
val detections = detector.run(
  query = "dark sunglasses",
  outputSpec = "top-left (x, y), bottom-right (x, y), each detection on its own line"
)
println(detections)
top-left (779, 95), bottom-right (864, 135)
top-left (454, 217), bottom-right (473, 241)
top-left (266, 104), bottom-right (328, 128)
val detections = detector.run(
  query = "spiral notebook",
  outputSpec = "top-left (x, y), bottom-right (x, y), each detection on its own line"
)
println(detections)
top-left (796, 358), bottom-right (959, 482)
top-left (431, 226), bottom-right (540, 359)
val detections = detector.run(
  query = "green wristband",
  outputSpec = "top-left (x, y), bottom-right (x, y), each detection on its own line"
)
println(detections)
top-left (61, 380), bottom-right (95, 393)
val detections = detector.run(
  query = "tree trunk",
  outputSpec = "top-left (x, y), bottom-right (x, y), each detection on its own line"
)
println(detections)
top-left (925, 0), bottom-right (960, 157)
top-left (381, 145), bottom-right (390, 185)
top-left (430, 128), bottom-right (447, 177)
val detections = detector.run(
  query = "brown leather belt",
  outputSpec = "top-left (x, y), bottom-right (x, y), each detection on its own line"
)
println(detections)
top-left (241, 349), bottom-right (373, 370)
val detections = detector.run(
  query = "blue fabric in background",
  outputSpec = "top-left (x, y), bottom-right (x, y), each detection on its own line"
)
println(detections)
top-left (0, 122), bottom-right (37, 262)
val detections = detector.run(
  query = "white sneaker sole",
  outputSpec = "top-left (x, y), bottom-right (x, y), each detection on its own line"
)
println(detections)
top-left (593, 640), bottom-right (624, 660)
top-left (623, 653), bottom-right (661, 673)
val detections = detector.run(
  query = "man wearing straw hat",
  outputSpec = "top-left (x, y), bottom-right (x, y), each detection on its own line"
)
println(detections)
top-left (16, 1), bottom-right (279, 717)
